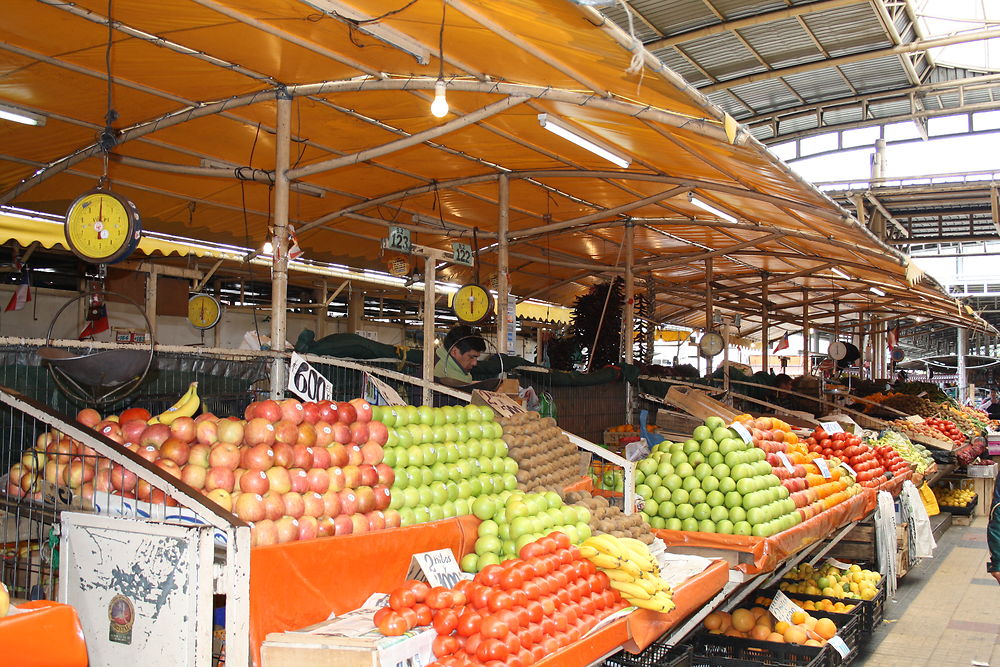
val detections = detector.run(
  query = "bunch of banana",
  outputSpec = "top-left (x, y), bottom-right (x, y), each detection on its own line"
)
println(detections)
top-left (580, 534), bottom-right (675, 613)
top-left (148, 382), bottom-right (200, 425)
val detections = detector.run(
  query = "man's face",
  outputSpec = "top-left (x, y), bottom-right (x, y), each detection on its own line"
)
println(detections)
top-left (451, 347), bottom-right (480, 372)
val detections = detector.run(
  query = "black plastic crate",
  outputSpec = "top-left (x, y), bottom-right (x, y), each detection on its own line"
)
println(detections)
top-left (689, 632), bottom-right (831, 667)
top-left (605, 643), bottom-right (693, 667)
top-left (752, 591), bottom-right (865, 621)
top-left (937, 493), bottom-right (977, 516)
top-left (861, 585), bottom-right (886, 638)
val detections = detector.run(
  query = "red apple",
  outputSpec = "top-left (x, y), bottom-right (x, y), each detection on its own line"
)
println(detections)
top-left (79, 482), bottom-right (95, 503)
top-left (136, 444), bottom-right (160, 463)
top-left (327, 444), bottom-right (349, 467)
top-left (366, 510), bottom-right (386, 532)
top-left (282, 491), bottom-right (305, 518)
top-left (317, 401), bottom-right (338, 423)
top-left (346, 445), bottom-right (363, 466)
top-left (350, 513), bottom-right (369, 534)
top-left (275, 516), bottom-right (299, 543)
top-left (205, 488), bottom-right (232, 512)
top-left (67, 460), bottom-right (95, 488)
top-left (375, 463), bottom-right (395, 486)
top-left (244, 402), bottom-right (260, 421)
top-left (360, 441), bottom-right (383, 465)
top-left (265, 466), bottom-right (292, 494)
top-left (317, 516), bottom-right (336, 537)
top-left (331, 422), bottom-right (352, 446)
top-left (155, 458), bottom-right (182, 479)
top-left (303, 491), bottom-right (325, 518)
top-left (240, 468), bottom-right (270, 495)
top-left (272, 442), bottom-right (294, 468)
top-left (181, 464), bottom-right (207, 490)
top-left (350, 399), bottom-right (372, 423)
top-left (368, 421), bottom-right (389, 446)
top-left (355, 486), bottom-right (376, 513)
top-left (216, 419), bottom-right (245, 445)
top-left (209, 442), bottom-right (241, 470)
top-left (94, 468), bottom-right (113, 493)
top-left (307, 468), bottom-right (330, 494)
top-left (205, 466), bottom-right (235, 493)
top-left (242, 444), bottom-right (275, 471)
top-left (120, 419), bottom-right (147, 444)
top-left (160, 438), bottom-right (191, 466)
top-left (136, 478), bottom-right (153, 502)
top-left (141, 423), bottom-right (171, 448)
top-left (297, 423), bottom-right (317, 448)
top-left (342, 465), bottom-right (361, 489)
top-left (235, 492), bottom-right (266, 522)
top-left (373, 484), bottom-right (392, 511)
top-left (297, 515), bottom-right (319, 541)
top-left (95, 420), bottom-right (124, 443)
top-left (336, 402), bottom-right (357, 425)
top-left (195, 419), bottom-right (218, 446)
top-left (349, 422), bottom-right (369, 445)
top-left (253, 400), bottom-right (282, 423)
top-left (315, 422), bottom-right (335, 448)
top-left (189, 443), bottom-right (211, 467)
top-left (291, 444), bottom-right (314, 469)
top-left (333, 514), bottom-right (353, 536)
top-left (302, 402), bottom-right (320, 425)
top-left (279, 398), bottom-right (305, 426)
top-left (359, 464), bottom-right (378, 487)
top-left (311, 446), bottom-right (331, 469)
top-left (76, 408), bottom-right (101, 428)
top-left (252, 518), bottom-right (278, 546)
top-left (384, 509), bottom-right (401, 528)
top-left (194, 412), bottom-right (217, 424)
top-left (339, 489), bottom-right (359, 515)
top-left (262, 492), bottom-right (285, 520)
top-left (169, 417), bottom-right (197, 444)
top-left (274, 420), bottom-right (299, 446)
top-left (327, 466), bottom-right (346, 492)
top-left (46, 438), bottom-right (74, 465)
top-left (321, 489), bottom-right (341, 517)
top-left (43, 460), bottom-right (67, 486)
top-left (288, 467), bottom-right (310, 493)
top-left (244, 418), bottom-right (276, 447)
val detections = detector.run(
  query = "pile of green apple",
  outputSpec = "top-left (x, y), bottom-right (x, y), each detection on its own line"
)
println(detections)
top-left (634, 416), bottom-right (802, 537)
top-left (372, 404), bottom-right (520, 527)
top-left (460, 490), bottom-right (592, 572)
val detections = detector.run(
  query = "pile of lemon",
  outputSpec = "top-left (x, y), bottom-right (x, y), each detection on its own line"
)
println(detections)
top-left (779, 562), bottom-right (881, 601)
top-left (933, 486), bottom-right (976, 507)
top-left (755, 595), bottom-right (856, 614)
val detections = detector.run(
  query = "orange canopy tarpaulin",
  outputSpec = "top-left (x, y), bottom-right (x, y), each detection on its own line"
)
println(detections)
top-left (653, 490), bottom-right (873, 575)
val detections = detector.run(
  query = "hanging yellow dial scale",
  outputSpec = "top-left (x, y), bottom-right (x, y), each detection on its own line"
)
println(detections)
top-left (64, 189), bottom-right (141, 265)
top-left (188, 293), bottom-right (222, 330)
top-left (452, 283), bottom-right (493, 324)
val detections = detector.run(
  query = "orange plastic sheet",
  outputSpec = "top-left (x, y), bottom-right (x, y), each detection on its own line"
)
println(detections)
top-left (0, 600), bottom-right (88, 667)
top-left (653, 491), bottom-right (873, 575)
top-left (534, 558), bottom-right (730, 665)
top-left (248, 515), bottom-right (479, 667)
top-left (878, 470), bottom-right (912, 497)
top-left (564, 475), bottom-right (594, 494)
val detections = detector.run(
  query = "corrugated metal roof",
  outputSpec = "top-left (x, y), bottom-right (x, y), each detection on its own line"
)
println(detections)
top-left (678, 33), bottom-right (765, 81)
top-left (738, 19), bottom-right (822, 70)
top-left (840, 56), bottom-right (910, 93)
top-left (727, 79), bottom-right (802, 113)
top-left (625, 0), bottom-right (718, 37)
top-left (804, 5), bottom-right (891, 57)
top-left (782, 69), bottom-right (855, 103)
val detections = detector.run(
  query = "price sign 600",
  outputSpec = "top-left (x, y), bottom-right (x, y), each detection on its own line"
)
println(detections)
top-left (288, 353), bottom-right (333, 402)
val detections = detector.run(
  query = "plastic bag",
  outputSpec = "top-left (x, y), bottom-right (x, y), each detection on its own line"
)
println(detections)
top-left (918, 481), bottom-right (939, 517)
top-left (639, 409), bottom-right (665, 447)
top-left (902, 480), bottom-right (937, 559)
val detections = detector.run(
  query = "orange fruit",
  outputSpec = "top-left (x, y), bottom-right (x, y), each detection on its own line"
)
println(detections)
top-left (790, 611), bottom-right (808, 625)
top-left (767, 632), bottom-right (785, 643)
top-left (751, 606), bottom-right (769, 620)
top-left (704, 612), bottom-right (724, 631)
top-left (783, 626), bottom-right (808, 644)
top-left (805, 639), bottom-right (823, 647)
top-left (732, 609), bottom-right (756, 633)
top-left (774, 621), bottom-right (790, 634)
top-left (814, 618), bottom-right (837, 640)
top-left (750, 625), bottom-right (771, 641)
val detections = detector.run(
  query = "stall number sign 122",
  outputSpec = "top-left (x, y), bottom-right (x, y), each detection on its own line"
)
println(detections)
top-left (288, 353), bottom-right (333, 402)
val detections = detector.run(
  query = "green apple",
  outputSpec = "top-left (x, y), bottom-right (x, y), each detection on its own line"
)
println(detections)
top-left (427, 505), bottom-right (445, 522)
top-left (413, 507), bottom-right (430, 524)
top-left (403, 487), bottom-right (421, 507)
top-left (657, 461), bottom-right (675, 478)
top-left (692, 503), bottom-right (712, 521)
top-left (658, 500), bottom-right (676, 519)
top-left (665, 518), bottom-right (682, 530)
top-left (698, 519), bottom-right (716, 533)
top-left (669, 452), bottom-right (687, 467)
top-left (706, 490), bottom-right (725, 507)
top-left (676, 463), bottom-right (695, 478)
top-left (642, 498), bottom-right (659, 517)
top-left (398, 507), bottom-right (415, 526)
top-left (652, 486), bottom-right (671, 504)
top-left (420, 466), bottom-right (434, 486)
top-left (694, 463), bottom-right (713, 480)
top-left (716, 519), bottom-right (734, 534)
top-left (576, 522), bottom-right (592, 541)
top-left (460, 552), bottom-right (479, 573)
top-left (688, 452), bottom-right (706, 467)
top-left (495, 440), bottom-right (508, 458)
top-left (682, 476), bottom-right (701, 492)
top-left (704, 416), bottom-right (726, 431)
top-left (664, 474), bottom-right (683, 491)
top-left (718, 477), bottom-right (737, 494)
top-left (724, 491), bottom-right (742, 509)
top-left (733, 520), bottom-right (752, 536)
top-left (692, 425), bottom-right (712, 441)
top-left (728, 506), bottom-right (747, 523)
top-left (454, 498), bottom-right (470, 516)
top-left (671, 488), bottom-right (690, 505)
top-left (472, 496), bottom-right (496, 520)
top-left (638, 458), bottom-right (658, 476)
top-left (710, 505), bottom-right (729, 523)
top-left (688, 488), bottom-right (707, 505)
top-left (701, 475), bottom-right (720, 493)
top-left (406, 445), bottom-right (424, 467)
top-left (707, 452), bottom-right (725, 467)
top-left (700, 439), bottom-right (719, 456)
top-left (649, 516), bottom-right (666, 529)
top-left (675, 503), bottom-right (694, 520)
top-left (681, 517), bottom-right (699, 531)
top-left (481, 439), bottom-right (496, 458)
top-left (712, 427), bottom-right (734, 442)
top-left (644, 473), bottom-right (662, 489)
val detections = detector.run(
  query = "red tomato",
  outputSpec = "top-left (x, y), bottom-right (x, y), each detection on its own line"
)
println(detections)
top-left (555, 588), bottom-right (572, 605)
top-left (389, 587), bottom-right (417, 611)
top-left (487, 590), bottom-right (514, 613)
top-left (468, 584), bottom-right (491, 610)
top-left (540, 616), bottom-right (557, 636)
top-left (476, 638), bottom-right (508, 662)
top-left (432, 634), bottom-right (459, 658)
top-left (537, 535), bottom-right (559, 554)
top-left (500, 568), bottom-right (525, 591)
top-left (504, 632), bottom-right (522, 655)
top-left (373, 607), bottom-right (392, 626)
top-left (476, 564), bottom-right (504, 587)
top-left (517, 648), bottom-right (535, 666)
top-left (539, 596), bottom-right (556, 617)
top-left (519, 542), bottom-right (546, 560)
top-left (513, 605), bottom-right (530, 628)
top-left (405, 580), bottom-right (431, 603)
top-left (413, 603), bottom-right (433, 626)
top-left (456, 608), bottom-right (482, 637)
top-left (376, 610), bottom-right (409, 636)
top-left (464, 632), bottom-right (483, 656)
top-left (426, 587), bottom-right (454, 610)
top-left (517, 626), bottom-right (534, 650)
top-left (531, 644), bottom-right (547, 663)
top-left (480, 612), bottom-right (510, 639)
top-left (526, 600), bottom-right (544, 624)
top-left (398, 607), bottom-right (418, 629)
top-left (523, 579), bottom-right (542, 601)
top-left (510, 589), bottom-right (529, 608)
top-left (433, 608), bottom-right (459, 635)
top-left (550, 532), bottom-right (571, 550)
top-left (451, 589), bottom-right (467, 607)
top-left (552, 570), bottom-right (570, 589)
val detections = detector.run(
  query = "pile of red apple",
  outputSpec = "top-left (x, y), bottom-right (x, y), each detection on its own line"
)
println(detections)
top-left (375, 532), bottom-right (626, 667)
top-left (4, 397), bottom-right (398, 546)
top-left (804, 429), bottom-right (887, 488)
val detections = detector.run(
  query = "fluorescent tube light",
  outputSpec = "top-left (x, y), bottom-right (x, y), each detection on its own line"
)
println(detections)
top-left (688, 194), bottom-right (737, 223)
top-left (537, 113), bottom-right (631, 168)
top-left (870, 286), bottom-right (886, 296)
top-left (830, 267), bottom-right (851, 280)
top-left (0, 104), bottom-right (45, 127)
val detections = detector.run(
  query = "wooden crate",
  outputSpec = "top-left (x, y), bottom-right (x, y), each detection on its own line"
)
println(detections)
top-left (895, 523), bottom-right (911, 579)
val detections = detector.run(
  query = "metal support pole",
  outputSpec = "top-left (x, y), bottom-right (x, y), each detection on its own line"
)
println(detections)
top-left (316, 280), bottom-right (327, 338)
top-left (801, 289), bottom-right (810, 375)
top-left (144, 266), bottom-right (158, 339)
top-left (761, 274), bottom-right (769, 373)
top-left (497, 175), bottom-right (510, 355)
top-left (624, 221), bottom-right (635, 425)
top-left (422, 254), bottom-right (436, 406)
top-left (705, 257), bottom-right (714, 376)
top-left (958, 327), bottom-right (969, 404)
top-left (269, 93), bottom-right (292, 399)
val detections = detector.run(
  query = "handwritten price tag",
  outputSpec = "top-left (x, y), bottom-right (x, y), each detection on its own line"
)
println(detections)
top-left (816, 459), bottom-right (831, 479)
top-left (288, 353), bottom-right (333, 402)
top-left (411, 549), bottom-right (465, 589)
top-left (828, 635), bottom-right (851, 658)
top-left (820, 421), bottom-right (843, 434)
top-left (839, 461), bottom-right (857, 477)
top-left (730, 422), bottom-right (753, 444)
top-left (826, 557), bottom-right (853, 570)
top-left (776, 451), bottom-right (795, 473)
top-left (365, 372), bottom-right (406, 406)
top-left (472, 389), bottom-right (524, 417)
top-left (767, 591), bottom-right (798, 624)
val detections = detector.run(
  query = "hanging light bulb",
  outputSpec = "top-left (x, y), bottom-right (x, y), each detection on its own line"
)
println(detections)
top-left (431, 79), bottom-right (449, 118)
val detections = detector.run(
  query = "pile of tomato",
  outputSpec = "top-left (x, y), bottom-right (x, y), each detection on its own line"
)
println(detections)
top-left (804, 429), bottom-right (887, 487)
top-left (872, 445), bottom-right (911, 479)
top-left (923, 417), bottom-right (967, 446)
top-left (375, 532), bottom-right (626, 666)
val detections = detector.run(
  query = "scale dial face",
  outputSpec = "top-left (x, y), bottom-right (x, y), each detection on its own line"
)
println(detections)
top-left (188, 293), bottom-right (222, 330)
top-left (829, 340), bottom-right (848, 361)
top-left (453, 283), bottom-right (493, 324)
top-left (699, 331), bottom-right (725, 358)
top-left (64, 190), bottom-right (141, 264)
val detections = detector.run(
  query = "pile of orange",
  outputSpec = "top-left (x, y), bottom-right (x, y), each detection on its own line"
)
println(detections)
top-left (703, 607), bottom-right (838, 647)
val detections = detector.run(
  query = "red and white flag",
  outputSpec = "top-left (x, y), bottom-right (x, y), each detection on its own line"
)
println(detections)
top-left (4, 260), bottom-right (31, 312)
top-left (772, 332), bottom-right (790, 353)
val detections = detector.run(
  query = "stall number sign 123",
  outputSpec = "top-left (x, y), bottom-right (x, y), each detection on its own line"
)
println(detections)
top-left (288, 353), bottom-right (333, 402)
